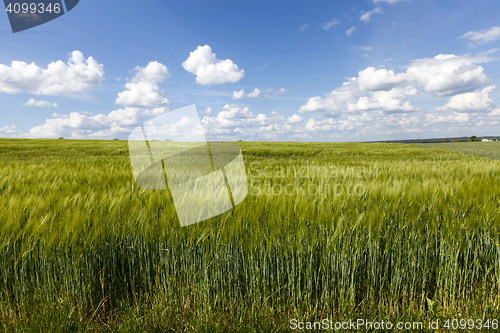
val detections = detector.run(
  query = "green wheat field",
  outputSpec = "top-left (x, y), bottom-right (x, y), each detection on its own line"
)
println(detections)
top-left (1, 139), bottom-right (500, 332)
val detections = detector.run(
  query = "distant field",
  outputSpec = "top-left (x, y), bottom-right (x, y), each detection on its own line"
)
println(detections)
top-left (414, 141), bottom-right (500, 160)
top-left (1, 139), bottom-right (500, 332)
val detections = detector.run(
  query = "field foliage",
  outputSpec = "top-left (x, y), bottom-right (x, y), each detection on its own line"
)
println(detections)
top-left (414, 141), bottom-right (500, 160)
top-left (1, 139), bottom-right (500, 331)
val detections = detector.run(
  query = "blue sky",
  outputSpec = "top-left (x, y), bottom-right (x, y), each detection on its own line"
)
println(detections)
top-left (1, 0), bottom-right (500, 141)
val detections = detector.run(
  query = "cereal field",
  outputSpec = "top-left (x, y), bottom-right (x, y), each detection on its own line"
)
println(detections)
top-left (1, 139), bottom-right (500, 331)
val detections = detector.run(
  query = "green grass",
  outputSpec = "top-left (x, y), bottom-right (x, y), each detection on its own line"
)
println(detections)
top-left (1, 139), bottom-right (500, 332)
top-left (414, 141), bottom-right (500, 160)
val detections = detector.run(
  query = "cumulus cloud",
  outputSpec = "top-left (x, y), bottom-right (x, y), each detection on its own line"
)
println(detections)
top-left (23, 98), bottom-right (57, 107)
top-left (425, 112), bottom-right (470, 124)
top-left (30, 107), bottom-right (169, 139)
top-left (437, 86), bottom-right (497, 112)
top-left (27, 102), bottom-right (500, 141)
top-left (405, 54), bottom-right (491, 96)
top-left (115, 81), bottom-right (169, 108)
top-left (234, 88), bottom-right (282, 99)
top-left (323, 19), bottom-right (340, 30)
top-left (129, 61), bottom-right (170, 83)
top-left (0, 51), bottom-right (104, 95)
top-left (357, 67), bottom-right (406, 91)
top-left (30, 112), bottom-right (108, 138)
top-left (459, 26), bottom-right (500, 46)
top-left (299, 79), bottom-right (363, 116)
top-left (299, 52), bottom-right (494, 117)
top-left (106, 107), bottom-right (168, 127)
top-left (247, 88), bottom-right (262, 98)
top-left (30, 94), bottom-right (307, 140)
top-left (115, 61), bottom-right (170, 108)
top-left (302, 107), bottom-right (498, 140)
top-left (0, 125), bottom-right (21, 138)
top-left (233, 89), bottom-right (245, 99)
top-left (360, 8), bottom-right (383, 22)
top-left (347, 86), bottom-right (418, 113)
top-left (346, 26), bottom-right (356, 36)
top-left (200, 107), bottom-right (213, 115)
top-left (274, 87), bottom-right (288, 95)
top-left (201, 104), bottom-right (305, 140)
top-left (304, 112), bottom-right (421, 136)
top-left (287, 114), bottom-right (304, 123)
top-left (29, 61), bottom-right (172, 139)
top-left (299, 77), bottom-right (417, 116)
top-left (182, 45), bottom-right (244, 85)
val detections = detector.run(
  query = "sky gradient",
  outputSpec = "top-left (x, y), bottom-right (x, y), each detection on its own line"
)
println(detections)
top-left (1, 0), bottom-right (500, 141)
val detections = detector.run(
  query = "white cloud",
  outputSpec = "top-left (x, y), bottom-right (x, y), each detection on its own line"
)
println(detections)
top-left (488, 108), bottom-right (500, 117)
top-left (299, 76), bottom-right (418, 116)
top-left (346, 26), bottom-right (356, 36)
top-left (29, 61), bottom-right (173, 139)
top-left (298, 24), bottom-right (309, 31)
top-left (233, 89), bottom-right (245, 99)
top-left (299, 51), bottom-right (495, 117)
top-left (247, 88), bottom-right (262, 98)
top-left (357, 67), bottom-right (407, 91)
top-left (182, 45), bottom-right (244, 85)
top-left (293, 50), bottom-right (500, 139)
top-left (200, 107), bottom-right (213, 115)
top-left (425, 112), bottom-right (470, 124)
top-left (299, 78), bottom-right (363, 116)
top-left (115, 81), bottom-right (169, 108)
top-left (139, 115), bottom-right (206, 142)
top-left (107, 107), bottom-right (168, 127)
top-left (233, 88), bottom-right (273, 99)
top-left (200, 104), bottom-right (306, 140)
top-left (274, 87), bottom-right (288, 95)
top-left (309, 106), bottom-right (500, 139)
top-left (129, 61), bottom-right (170, 83)
top-left (437, 86), bottom-right (497, 112)
top-left (23, 98), bottom-right (57, 107)
top-left (288, 114), bottom-right (304, 123)
top-left (115, 61), bottom-right (170, 108)
top-left (459, 26), bottom-right (500, 46)
top-left (0, 51), bottom-right (104, 95)
top-left (27, 100), bottom-right (500, 141)
top-left (347, 86), bottom-right (418, 113)
top-left (405, 54), bottom-right (490, 96)
top-left (0, 125), bottom-right (21, 137)
top-left (304, 112), bottom-right (421, 135)
top-left (30, 112), bottom-right (108, 138)
top-left (360, 8), bottom-right (383, 22)
top-left (323, 19), bottom-right (340, 30)
top-left (30, 107), bottom-right (169, 139)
